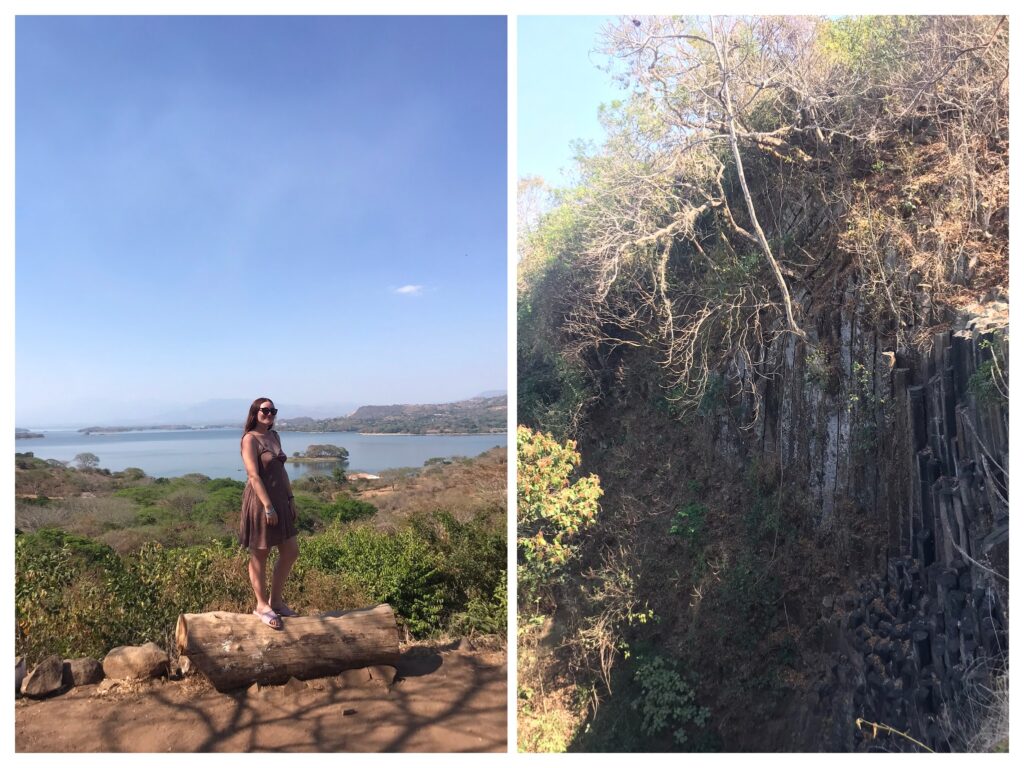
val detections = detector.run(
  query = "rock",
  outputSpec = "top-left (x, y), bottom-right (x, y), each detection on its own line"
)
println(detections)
top-left (62, 657), bottom-right (104, 687)
top-left (102, 642), bottom-right (169, 681)
top-left (282, 677), bottom-right (307, 695)
top-left (821, 595), bottom-right (834, 611)
top-left (96, 679), bottom-right (122, 695)
top-left (339, 668), bottom-right (371, 686)
top-left (21, 655), bottom-right (65, 698)
top-left (457, 637), bottom-right (477, 652)
top-left (16, 657), bottom-right (26, 696)
top-left (367, 665), bottom-right (397, 686)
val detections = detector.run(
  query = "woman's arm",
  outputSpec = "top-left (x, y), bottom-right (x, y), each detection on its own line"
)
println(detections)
top-left (242, 433), bottom-right (278, 524)
top-left (276, 432), bottom-right (297, 520)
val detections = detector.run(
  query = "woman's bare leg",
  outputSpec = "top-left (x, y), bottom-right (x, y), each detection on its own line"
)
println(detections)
top-left (270, 536), bottom-right (299, 611)
top-left (248, 547), bottom-right (274, 613)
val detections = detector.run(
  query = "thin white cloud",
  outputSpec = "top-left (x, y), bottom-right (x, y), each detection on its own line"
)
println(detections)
top-left (393, 285), bottom-right (424, 296)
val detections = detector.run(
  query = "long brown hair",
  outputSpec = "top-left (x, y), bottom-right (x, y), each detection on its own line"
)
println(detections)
top-left (242, 397), bottom-right (275, 443)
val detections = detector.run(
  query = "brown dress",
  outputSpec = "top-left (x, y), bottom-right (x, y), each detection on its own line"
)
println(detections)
top-left (239, 430), bottom-right (298, 549)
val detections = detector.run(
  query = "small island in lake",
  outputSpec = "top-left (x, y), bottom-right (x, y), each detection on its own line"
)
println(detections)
top-left (289, 444), bottom-right (350, 464)
top-left (15, 428), bottom-right (44, 439)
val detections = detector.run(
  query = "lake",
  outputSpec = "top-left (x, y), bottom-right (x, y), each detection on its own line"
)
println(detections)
top-left (15, 428), bottom-right (507, 480)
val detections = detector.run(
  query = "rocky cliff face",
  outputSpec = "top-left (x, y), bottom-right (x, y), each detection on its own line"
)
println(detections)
top-left (571, 291), bottom-right (1007, 751)
top-left (716, 261), bottom-right (1008, 750)
top-left (776, 310), bottom-right (1009, 752)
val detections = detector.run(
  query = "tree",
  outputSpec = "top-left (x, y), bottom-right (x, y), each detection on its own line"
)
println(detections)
top-left (602, 16), bottom-right (808, 339)
top-left (74, 452), bottom-right (100, 470)
top-left (517, 175), bottom-right (550, 260)
top-left (303, 444), bottom-right (349, 463)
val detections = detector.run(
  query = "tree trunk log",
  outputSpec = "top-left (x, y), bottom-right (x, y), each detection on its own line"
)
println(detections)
top-left (175, 604), bottom-right (401, 692)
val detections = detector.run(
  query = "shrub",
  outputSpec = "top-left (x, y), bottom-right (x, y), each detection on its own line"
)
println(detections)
top-left (323, 495), bottom-right (377, 524)
top-left (669, 502), bottom-right (707, 541)
top-left (192, 485), bottom-right (244, 526)
top-left (298, 525), bottom-right (446, 636)
top-left (517, 427), bottom-right (602, 611)
top-left (631, 655), bottom-right (710, 747)
top-left (15, 529), bottom-right (251, 664)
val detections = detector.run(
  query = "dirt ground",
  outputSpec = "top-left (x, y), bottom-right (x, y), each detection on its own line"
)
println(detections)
top-left (15, 644), bottom-right (507, 753)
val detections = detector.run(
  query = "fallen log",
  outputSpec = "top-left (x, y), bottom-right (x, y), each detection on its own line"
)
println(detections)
top-left (175, 604), bottom-right (401, 692)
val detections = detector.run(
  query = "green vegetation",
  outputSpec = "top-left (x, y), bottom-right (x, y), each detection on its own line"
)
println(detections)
top-left (669, 502), bottom-right (706, 541)
top-left (15, 449), bottom-right (506, 665)
top-left (291, 444), bottom-right (350, 463)
top-left (631, 655), bottom-right (710, 748)
top-left (968, 338), bottom-right (1009, 407)
top-left (516, 426), bottom-right (602, 612)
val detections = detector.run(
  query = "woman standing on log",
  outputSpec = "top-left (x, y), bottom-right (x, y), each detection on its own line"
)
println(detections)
top-left (240, 397), bottom-right (299, 629)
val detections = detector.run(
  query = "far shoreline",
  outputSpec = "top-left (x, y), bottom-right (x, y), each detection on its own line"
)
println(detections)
top-left (357, 431), bottom-right (506, 437)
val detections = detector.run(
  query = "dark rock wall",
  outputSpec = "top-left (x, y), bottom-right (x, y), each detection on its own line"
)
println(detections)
top-left (754, 307), bottom-right (1008, 751)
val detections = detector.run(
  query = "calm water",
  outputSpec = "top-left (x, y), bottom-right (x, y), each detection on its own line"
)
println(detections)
top-left (15, 428), bottom-right (506, 480)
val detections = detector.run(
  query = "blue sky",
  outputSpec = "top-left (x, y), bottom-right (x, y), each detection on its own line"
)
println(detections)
top-left (517, 15), bottom-right (623, 188)
top-left (15, 16), bottom-right (507, 426)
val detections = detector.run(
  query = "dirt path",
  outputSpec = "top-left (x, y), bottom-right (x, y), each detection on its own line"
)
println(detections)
top-left (16, 645), bottom-right (507, 752)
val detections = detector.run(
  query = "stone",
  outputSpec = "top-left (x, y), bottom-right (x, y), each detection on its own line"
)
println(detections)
top-left (281, 677), bottom-right (307, 695)
top-left (821, 595), bottom-right (834, 611)
top-left (457, 637), bottom-right (476, 652)
top-left (15, 657), bottom-right (26, 696)
top-left (96, 679), bottom-right (122, 695)
top-left (102, 642), bottom-right (169, 681)
top-left (21, 655), bottom-right (65, 698)
top-left (367, 665), bottom-right (397, 686)
top-left (62, 657), bottom-right (104, 687)
top-left (339, 668), bottom-right (371, 686)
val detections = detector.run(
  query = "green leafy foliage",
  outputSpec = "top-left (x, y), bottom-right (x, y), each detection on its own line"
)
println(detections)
top-left (517, 427), bottom-right (602, 609)
top-left (15, 529), bottom-right (250, 663)
top-left (296, 523), bottom-right (440, 636)
top-left (631, 655), bottom-right (710, 747)
top-left (968, 339), bottom-right (1009, 407)
top-left (669, 502), bottom-right (707, 541)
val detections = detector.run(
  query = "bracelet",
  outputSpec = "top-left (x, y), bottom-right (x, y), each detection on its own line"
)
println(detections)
top-left (264, 505), bottom-right (276, 518)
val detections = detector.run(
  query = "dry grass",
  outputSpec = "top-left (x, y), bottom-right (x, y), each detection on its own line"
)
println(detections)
top-left (15, 496), bottom-right (139, 538)
top-left (517, 617), bottom-right (588, 753)
top-left (358, 447), bottom-right (506, 527)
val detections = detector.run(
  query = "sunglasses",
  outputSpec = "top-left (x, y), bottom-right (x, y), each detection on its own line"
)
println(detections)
top-left (259, 407), bottom-right (278, 416)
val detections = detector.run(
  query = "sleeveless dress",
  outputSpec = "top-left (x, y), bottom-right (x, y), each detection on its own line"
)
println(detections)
top-left (239, 430), bottom-right (298, 549)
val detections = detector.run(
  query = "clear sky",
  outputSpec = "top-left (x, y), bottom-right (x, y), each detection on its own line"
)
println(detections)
top-left (15, 15), bottom-right (507, 426)
top-left (517, 15), bottom-right (623, 189)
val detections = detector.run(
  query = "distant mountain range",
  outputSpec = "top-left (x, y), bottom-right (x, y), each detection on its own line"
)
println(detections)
top-left (48, 394), bottom-right (507, 436)
top-left (19, 391), bottom-right (506, 432)
top-left (276, 395), bottom-right (507, 434)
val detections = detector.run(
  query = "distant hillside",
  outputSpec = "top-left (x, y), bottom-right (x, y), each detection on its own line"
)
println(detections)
top-left (277, 396), bottom-right (506, 434)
